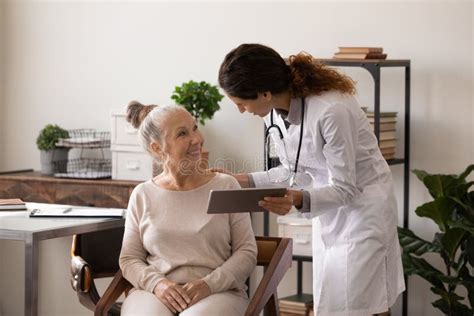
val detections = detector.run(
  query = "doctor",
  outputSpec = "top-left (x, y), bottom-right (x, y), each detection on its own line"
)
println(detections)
top-left (217, 43), bottom-right (405, 316)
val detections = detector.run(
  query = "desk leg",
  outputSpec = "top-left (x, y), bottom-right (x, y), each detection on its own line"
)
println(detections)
top-left (297, 260), bottom-right (303, 295)
top-left (25, 235), bottom-right (38, 316)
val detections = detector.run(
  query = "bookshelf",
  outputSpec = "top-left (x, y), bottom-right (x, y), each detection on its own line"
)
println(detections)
top-left (264, 58), bottom-right (411, 316)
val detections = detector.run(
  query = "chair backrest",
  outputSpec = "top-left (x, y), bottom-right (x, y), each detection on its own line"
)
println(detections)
top-left (72, 228), bottom-right (124, 276)
top-left (246, 236), bottom-right (292, 316)
top-left (70, 227), bottom-right (124, 312)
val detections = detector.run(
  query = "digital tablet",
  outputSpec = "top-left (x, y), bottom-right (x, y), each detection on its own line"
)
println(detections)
top-left (207, 187), bottom-right (287, 214)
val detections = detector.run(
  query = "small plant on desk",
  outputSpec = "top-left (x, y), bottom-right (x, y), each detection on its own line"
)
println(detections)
top-left (36, 124), bottom-right (69, 175)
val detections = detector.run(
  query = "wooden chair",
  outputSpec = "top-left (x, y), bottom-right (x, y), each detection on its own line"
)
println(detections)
top-left (71, 233), bottom-right (292, 316)
top-left (70, 227), bottom-right (125, 315)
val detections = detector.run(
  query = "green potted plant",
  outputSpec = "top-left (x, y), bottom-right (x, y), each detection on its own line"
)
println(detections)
top-left (171, 80), bottom-right (224, 125)
top-left (398, 165), bottom-right (474, 316)
top-left (36, 124), bottom-right (69, 175)
top-left (171, 80), bottom-right (224, 164)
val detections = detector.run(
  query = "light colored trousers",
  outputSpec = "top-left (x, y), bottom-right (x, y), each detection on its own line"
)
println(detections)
top-left (121, 289), bottom-right (249, 316)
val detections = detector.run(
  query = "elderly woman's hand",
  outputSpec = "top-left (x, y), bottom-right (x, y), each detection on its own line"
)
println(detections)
top-left (153, 279), bottom-right (191, 313)
top-left (183, 279), bottom-right (211, 307)
top-left (258, 189), bottom-right (302, 215)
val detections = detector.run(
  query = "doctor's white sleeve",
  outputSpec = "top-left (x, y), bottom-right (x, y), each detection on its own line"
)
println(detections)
top-left (250, 165), bottom-right (291, 188)
top-left (305, 103), bottom-right (360, 217)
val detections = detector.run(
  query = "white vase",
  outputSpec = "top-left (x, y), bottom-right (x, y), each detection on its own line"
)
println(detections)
top-left (39, 148), bottom-right (69, 175)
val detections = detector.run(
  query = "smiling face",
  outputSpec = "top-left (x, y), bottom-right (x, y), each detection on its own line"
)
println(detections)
top-left (151, 109), bottom-right (204, 168)
top-left (227, 93), bottom-right (273, 117)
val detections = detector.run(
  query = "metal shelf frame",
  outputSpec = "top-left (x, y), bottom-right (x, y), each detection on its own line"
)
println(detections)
top-left (264, 58), bottom-right (411, 316)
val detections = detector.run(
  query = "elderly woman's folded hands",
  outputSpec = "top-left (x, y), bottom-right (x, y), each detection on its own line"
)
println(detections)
top-left (183, 279), bottom-right (211, 307)
top-left (154, 278), bottom-right (211, 312)
top-left (154, 279), bottom-right (191, 313)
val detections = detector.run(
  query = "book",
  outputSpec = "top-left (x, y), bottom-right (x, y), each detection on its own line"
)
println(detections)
top-left (279, 294), bottom-right (313, 308)
top-left (338, 47), bottom-right (383, 54)
top-left (366, 111), bottom-right (398, 117)
top-left (280, 303), bottom-right (312, 311)
top-left (383, 153), bottom-right (396, 160)
top-left (280, 310), bottom-right (307, 315)
top-left (0, 198), bottom-right (27, 211)
top-left (280, 302), bottom-right (311, 309)
top-left (280, 306), bottom-right (309, 313)
top-left (333, 53), bottom-right (387, 60)
top-left (380, 147), bottom-right (396, 155)
top-left (379, 139), bottom-right (397, 149)
top-left (370, 122), bottom-right (397, 131)
top-left (379, 130), bottom-right (396, 140)
top-left (368, 117), bottom-right (397, 123)
top-left (29, 206), bottom-right (125, 218)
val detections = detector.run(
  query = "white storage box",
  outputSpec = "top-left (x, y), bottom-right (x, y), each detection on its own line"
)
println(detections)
top-left (111, 111), bottom-right (142, 146)
top-left (277, 212), bottom-right (313, 257)
top-left (110, 110), bottom-right (155, 181)
top-left (111, 147), bottom-right (153, 181)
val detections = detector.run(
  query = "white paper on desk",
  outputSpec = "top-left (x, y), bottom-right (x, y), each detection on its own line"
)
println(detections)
top-left (29, 206), bottom-right (125, 218)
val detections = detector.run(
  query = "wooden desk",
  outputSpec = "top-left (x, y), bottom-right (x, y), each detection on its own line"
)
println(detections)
top-left (0, 171), bottom-right (140, 208)
top-left (0, 207), bottom-right (125, 316)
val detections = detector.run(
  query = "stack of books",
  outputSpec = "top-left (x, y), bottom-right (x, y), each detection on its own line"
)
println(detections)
top-left (279, 294), bottom-right (314, 316)
top-left (0, 198), bottom-right (27, 211)
top-left (367, 111), bottom-right (398, 160)
top-left (333, 47), bottom-right (387, 60)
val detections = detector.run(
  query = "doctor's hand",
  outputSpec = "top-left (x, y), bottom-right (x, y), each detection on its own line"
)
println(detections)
top-left (209, 168), bottom-right (233, 175)
top-left (209, 168), bottom-right (252, 188)
top-left (258, 189), bottom-right (303, 215)
top-left (153, 279), bottom-right (191, 313)
top-left (183, 279), bottom-right (211, 307)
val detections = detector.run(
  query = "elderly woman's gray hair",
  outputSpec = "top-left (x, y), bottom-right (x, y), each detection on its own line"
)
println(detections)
top-left (126, 101), bottom-right (185, 154)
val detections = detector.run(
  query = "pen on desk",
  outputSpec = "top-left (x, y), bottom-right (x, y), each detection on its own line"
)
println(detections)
top-left (62, 208), bottom-right (72, 214)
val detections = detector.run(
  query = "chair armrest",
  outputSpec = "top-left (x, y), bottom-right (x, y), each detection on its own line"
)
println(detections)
top-left (95, 270), bottom-right (133, 316)
top-left (71, 255), bottom-right (102, 311)
top-left (245, 238), bottom-right (293, 316)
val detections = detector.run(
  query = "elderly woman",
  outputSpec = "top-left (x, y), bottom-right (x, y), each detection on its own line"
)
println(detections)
top-left (119, 101), bottom-right (257, 316)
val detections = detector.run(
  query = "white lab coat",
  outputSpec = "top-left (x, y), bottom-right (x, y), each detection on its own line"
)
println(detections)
top-left (251, 91), bottom-right (405, 316)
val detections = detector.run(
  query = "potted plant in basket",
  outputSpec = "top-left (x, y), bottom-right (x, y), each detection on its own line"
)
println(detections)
top-left (398, 164), bottom-right (474, 316)
top-left (171, 80), bottom-right (224, 164)
top-left (36, 124), bottom-right (69, 175)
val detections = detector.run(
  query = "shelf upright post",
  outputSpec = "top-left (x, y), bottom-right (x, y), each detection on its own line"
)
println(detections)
top-left (404, 63), bottom-right (411, 230)
top-left (362, 63), bottom-right (382, 141)
top-left (402, 62), bottom-right (411, 316)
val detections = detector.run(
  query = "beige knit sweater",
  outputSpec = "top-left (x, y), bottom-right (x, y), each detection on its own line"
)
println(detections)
top-left (119, 173), bottom-right (257, 296)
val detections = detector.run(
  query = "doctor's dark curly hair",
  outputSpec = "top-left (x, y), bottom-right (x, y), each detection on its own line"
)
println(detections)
top-left (218, 43), bottom-right (356, 99)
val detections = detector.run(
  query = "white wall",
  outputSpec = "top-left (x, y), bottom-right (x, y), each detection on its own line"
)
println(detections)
top-left (0, 1), bottom-right (472, 316)
top-left (0, 1), bottom-right (5, 170)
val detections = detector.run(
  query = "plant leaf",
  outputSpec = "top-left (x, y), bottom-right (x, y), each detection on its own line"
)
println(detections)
top-left (424, 174), bottom-right (459, 199)
top-left (441, 228), bottom-right (466, 262)
top-left (431, 288), bottom-right (472, 316)
top-left (398, 226), bottom-right (442, 255)
top-left (463, 235), bottom-right (474, 266)
top-left (402, 252), bottom-right (445, 289)
top-left (415, 197), bottom-right (455, 232)
top-left (449, 217), bottom-right (474, 235)
top-left (413, 169), bottom-right (429, 183)
top-left (459, 265), bottom-right (474, 309)
top-left (459, 164), bottom-right (474, 182)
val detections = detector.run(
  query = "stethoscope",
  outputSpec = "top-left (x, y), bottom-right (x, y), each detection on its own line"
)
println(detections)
top-left (264, 98), bottom-right (305, 187)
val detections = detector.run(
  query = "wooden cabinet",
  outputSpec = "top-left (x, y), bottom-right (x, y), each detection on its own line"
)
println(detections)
top-left (0, 171), bottom-right (140, 208)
